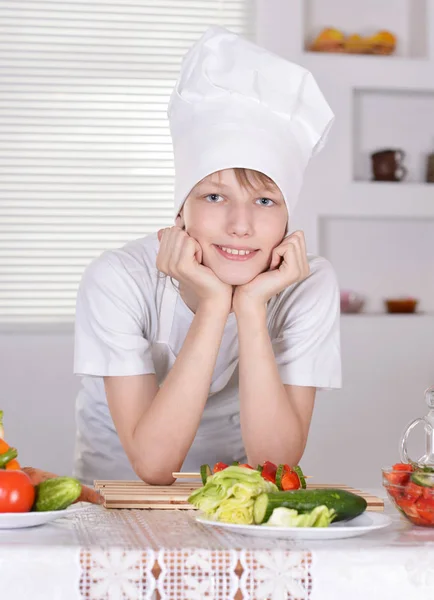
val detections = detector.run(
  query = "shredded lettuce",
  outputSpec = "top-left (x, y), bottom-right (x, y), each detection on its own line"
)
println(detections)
top-left (188, 466), bottom-right (278, 524)
top-left (265, 505), bottom-right (336, 528)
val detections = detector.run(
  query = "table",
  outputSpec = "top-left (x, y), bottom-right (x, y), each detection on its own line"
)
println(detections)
top-left (1, 491), bottom-right (434, 600)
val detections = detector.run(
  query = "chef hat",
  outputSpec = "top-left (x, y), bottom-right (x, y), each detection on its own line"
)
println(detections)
top-left (168, 26), bottom-right (334, 218)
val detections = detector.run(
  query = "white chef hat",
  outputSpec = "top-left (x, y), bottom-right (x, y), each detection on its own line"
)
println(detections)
top-left (168, 26), bottom-right (334, 219)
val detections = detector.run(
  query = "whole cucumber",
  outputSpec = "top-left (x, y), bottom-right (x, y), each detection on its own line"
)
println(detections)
top-left (254, 488), bottom-right (367, 524)
top-left (33, 476), bottom-right (82, 512)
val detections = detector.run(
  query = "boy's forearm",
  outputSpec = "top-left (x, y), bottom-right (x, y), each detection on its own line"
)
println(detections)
top-left (133, 301), bottom-right (229, 484)
top-left (236, 305), bottom-right (305, 467)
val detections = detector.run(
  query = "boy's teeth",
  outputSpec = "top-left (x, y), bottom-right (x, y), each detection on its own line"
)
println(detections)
top-left (220, 246), bottom-right (251, 256)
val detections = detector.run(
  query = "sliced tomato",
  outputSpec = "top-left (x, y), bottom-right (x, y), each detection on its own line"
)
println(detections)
top-left (392, 463), bottom-right (414, 471)
top-left (402, 481), bottom-right (423, 502)
top-left (213, 462), bottom-right (228, 474)
top-left (238, 463), bottom-right (254, 470)
top-left (281, 470), bottom-right (300, 491)
top-left (261, 461), bottom-right (277, 484)
top-left (384, 463), bottom-right (413, 486)
top-left (415, 498), bottom-right (434, 524)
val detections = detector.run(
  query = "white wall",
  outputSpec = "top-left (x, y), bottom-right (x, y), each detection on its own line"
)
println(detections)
top-left (1, 0), bottom-right (434, 489)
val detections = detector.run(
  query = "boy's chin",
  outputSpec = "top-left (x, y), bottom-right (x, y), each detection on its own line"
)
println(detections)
top-left (213, 268), bottom-right (259, 287)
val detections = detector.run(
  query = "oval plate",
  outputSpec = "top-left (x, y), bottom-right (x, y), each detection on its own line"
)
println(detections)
top-left (0, 502), bottom-right (92, 530)
top-left (196, 512), bottom-right (392, 540)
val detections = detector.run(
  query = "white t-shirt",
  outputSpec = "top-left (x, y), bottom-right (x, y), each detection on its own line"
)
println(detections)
top-left (73, 232), bottom-right (341, 484)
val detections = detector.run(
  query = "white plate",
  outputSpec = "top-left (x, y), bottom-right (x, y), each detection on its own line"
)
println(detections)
top-left (0, 502), bottom-right (92, 530)
top-left (196, 511), bottom-right (392, 540)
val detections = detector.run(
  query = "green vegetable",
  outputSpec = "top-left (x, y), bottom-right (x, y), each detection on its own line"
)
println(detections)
top-left (232, 461), bottom-right (240, 466)
top-left (411, 471), bottom-right (434, 488)
top-left (33, 477), bottom-right (81, 512)
top-left (266, 505), bottom-right (336, 528)
top-left (275, 464), bottom-right (285, 490)
top-left (200, 464), bottom-right (212, 485)
top-left (188, 465), bottom-right (277, 524)
top-left (253, 488), bottom-right (367, 524)
top-left (256, 464), bottom-right (263, 474)
top-left (0, 410), bottom-right (4, 439)
top-left (293, 465), bottom-right (307, 489)
top-left (0, 447), bottom-right (18, 468)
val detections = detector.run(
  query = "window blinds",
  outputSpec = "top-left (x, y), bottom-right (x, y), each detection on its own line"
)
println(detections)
top-left (0, 0), bottom-right (255, 324)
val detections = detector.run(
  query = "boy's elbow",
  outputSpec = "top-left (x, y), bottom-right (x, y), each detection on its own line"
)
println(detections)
top-left (133, 460), bottom-right (176, 486)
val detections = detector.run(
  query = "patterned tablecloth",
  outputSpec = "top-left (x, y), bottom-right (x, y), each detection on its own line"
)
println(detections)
top-left (1, 492), bottom-right (434, 600)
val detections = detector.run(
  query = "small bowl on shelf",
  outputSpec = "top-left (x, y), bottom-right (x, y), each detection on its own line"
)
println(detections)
top-left (384, 297), bottom-right (418, 314)
top-left (340, 290), bottom-right (365, 314)
top-left (382, 467), bottom-right (434, 527)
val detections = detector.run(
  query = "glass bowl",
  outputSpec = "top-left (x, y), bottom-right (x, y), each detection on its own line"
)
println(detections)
top-left (382, 466), bottom-right (434, 527)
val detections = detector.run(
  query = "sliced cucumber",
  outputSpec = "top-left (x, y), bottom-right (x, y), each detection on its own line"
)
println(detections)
top-left (200, 464), bottom-right (212, 485)
top-left (293, 465), bottom-right (307, 489)
top-left (275, 464), bottom-right (285, 490)
top-left (411, 471), bottom-right (434, 488)
top-left (253, 488), bottom-right (367, 524)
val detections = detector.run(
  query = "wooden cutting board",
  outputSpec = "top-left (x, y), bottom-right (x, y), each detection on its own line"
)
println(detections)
top-left (94, 480), bottom-right (384, 511)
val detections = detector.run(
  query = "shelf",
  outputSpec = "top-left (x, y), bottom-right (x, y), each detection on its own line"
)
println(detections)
top-left (320, 182), bottom-right (434, 218)
top-left (301, 53), bottom-right (434, 91)
top-left (303, 0), bottom-right (430, 59)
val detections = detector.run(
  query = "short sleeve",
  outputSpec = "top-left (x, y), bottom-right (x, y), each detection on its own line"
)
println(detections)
top-left (271, 257), bottom-right (341, 390)
top-left (74, 252), bottom-right (156, 377)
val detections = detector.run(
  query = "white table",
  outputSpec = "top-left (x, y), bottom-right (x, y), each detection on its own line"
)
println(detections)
top-left (1, 491), bottom-right (434, 600)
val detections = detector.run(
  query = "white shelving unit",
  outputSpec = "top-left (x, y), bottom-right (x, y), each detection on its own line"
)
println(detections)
top-left (260, 0), bottom-right (434, 314)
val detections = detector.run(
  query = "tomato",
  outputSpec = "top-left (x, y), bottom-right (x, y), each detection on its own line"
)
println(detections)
top-left (384, 463), bottom-right (413, 486)
top-left (213, 462), bottom-right (228, 474)
top-left (281, 470), bottom-right (300, 491)
top-left (392, 463), bottom-right (414, 471)
top-left (401, 482), bottom-right (423, 502)
top-left (0, 471), bottom-right (35, 513)
top-left (415, 498), bottom-right (434, 524)
top-left (238, 463), bottom-right (254, 470)
top-left (261, 461), bottom-right (277, 484)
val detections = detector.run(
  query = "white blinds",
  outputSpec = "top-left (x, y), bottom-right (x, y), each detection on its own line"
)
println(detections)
top-left (0, 0), bottom-right (254, 325)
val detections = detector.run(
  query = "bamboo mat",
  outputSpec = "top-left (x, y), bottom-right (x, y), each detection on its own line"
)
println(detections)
top-left (94, 480), bottom-right (384, 511)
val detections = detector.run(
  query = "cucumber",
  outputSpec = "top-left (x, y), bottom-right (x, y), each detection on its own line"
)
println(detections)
top-left (411, 471), bottom-right (434, 488)
top-left (33, 477), bottom-right (81, 512)
top-left (253, 488), bottom-right (367, 524)
top-left (275, 464), bottom-right (285, 490)
top-left (293, 465), bottom-right (307, 489)
top-left (200, 464), bottom-right (212, 485)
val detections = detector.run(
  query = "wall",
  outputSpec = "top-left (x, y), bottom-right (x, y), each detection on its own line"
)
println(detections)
top-left (1, 0), bottom-right (434, 489)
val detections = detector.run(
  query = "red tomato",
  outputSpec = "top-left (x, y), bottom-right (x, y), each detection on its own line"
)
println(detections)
top-left (0, 471), bottom-right (35, 513)
top-left (213, 462), bottom-right (228, 474)
top-left (384, 463), bottom-right (413, 486)
top-left (392, 463), bottom-right (414, 471)
top-left (415, 499), bottom-right (434, 524)
top-left (402, 482), bottom-right (423, 502)
top-left (261, 461), bottom-right (277, 484)
top-left (238, 464), bottom-right (254, 470)
top-left (281, 470), bottom-right (300, 491)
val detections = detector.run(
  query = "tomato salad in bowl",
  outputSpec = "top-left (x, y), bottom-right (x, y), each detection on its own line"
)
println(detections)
top-left (383, 463), bottom-right (434, 527)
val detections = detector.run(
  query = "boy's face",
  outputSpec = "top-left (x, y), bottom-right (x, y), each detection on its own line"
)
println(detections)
top-left (178, 169), bottom-right (288, 285)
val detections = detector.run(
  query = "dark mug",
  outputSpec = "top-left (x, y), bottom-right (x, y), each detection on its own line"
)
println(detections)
top-left (371, 149), bottom-right (407, 182)
top-left (427, 153), bottom-right (434, 183)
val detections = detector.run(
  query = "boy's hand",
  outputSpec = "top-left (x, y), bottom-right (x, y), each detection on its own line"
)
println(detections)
top-left (157, 227), bottom-right (232, 310)
top-left (233, 231), bottom-right (310, 313)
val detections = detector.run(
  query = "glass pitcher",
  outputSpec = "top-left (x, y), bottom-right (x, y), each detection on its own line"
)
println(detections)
top-left (400, 385), bottom-right (434, 467)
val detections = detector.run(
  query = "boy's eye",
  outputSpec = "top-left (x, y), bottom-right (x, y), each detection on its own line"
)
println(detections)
top-left (256, 197), bottom-right (274, 207)
top-left (205, 193), bottom-right (223, 203)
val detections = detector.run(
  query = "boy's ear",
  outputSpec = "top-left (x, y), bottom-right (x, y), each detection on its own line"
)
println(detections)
top-left (175, 212), bottom-right (185, 230)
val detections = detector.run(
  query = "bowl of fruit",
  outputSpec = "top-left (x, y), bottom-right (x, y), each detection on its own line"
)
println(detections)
top-left (382, 463), bottom-right (434, 527)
